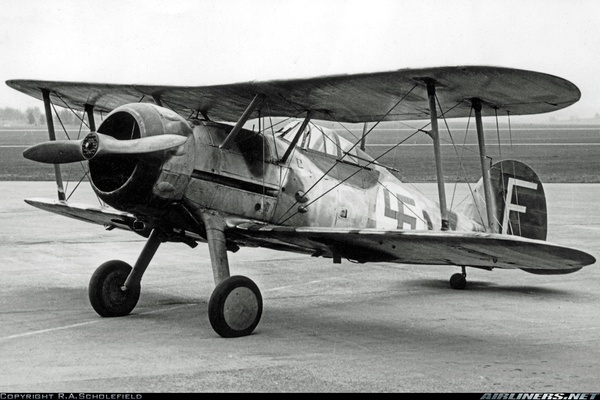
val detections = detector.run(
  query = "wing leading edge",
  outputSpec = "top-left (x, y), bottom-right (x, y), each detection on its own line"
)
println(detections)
top-left (6, 65), bottom-right (580, 123)
top-left (231, 223), bottom-right (595, 273)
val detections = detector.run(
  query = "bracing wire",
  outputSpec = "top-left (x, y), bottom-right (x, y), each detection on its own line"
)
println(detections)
top-left (450, 107), bottom-right (473, 208)
top-left (276, 127), bottom-right (426, 225)
top-left (494, 108), bottom-right (503, 160)
top-left (274, 85), bottom-right (419, 224)
top-left (495, 108), bottom-right (507, 207)
top-left (49, 102), bottom-right (72, 195)
top-left (66, 172), bottom-right (89, 202)
top-left (311, 121), bottom-right (430, 225)
top-left (506, 110), bottom-right (521, 235)
top-left (507, 111), bottom-right (514, 153)
top-left (54, 92), bottom-right (90, 130)
top-left (277, 97), bottom-right (466, 226)
top-left (266, 101), bottom-right (280, 160)
top-left (76, 110), bottom-right (84, 140)
top-left (494, 107), bottom-right (510, 233)
top-left (236, 111), bottom-right (305, 146)
top-left (50, 102), bottom-right (71, 140)
top-left (49, 93), bottom-right (111, 206)
top-left (435, 94), bottom-right (486, 227)
top-left (276, 96), bottom-right (472, 226)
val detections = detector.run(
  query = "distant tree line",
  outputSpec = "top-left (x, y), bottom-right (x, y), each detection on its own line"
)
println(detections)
top-left (0, 106), bottom-right (83, 126)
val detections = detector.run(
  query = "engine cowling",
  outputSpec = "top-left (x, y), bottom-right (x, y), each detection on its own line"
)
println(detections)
top-left (90, 103), bottom-right (195, 213)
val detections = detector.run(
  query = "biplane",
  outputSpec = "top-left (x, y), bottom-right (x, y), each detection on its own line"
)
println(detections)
top-left (6, 66), bottom-right (596, 338)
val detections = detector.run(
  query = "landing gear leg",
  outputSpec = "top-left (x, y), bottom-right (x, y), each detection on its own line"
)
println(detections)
top-left (89, 229), bottom-right (162, 317)
top-left (450, 266), bottom-right (467, 290)
top-left (202, 212), bottom-right (262, 338)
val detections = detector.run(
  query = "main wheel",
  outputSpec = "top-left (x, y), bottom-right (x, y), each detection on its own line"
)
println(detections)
top-left (208, 275), bottom-right (263, 338)
top-left (89, 260), bottom-right (140, 317)
top-left (449, 273), bottom-right (467, 290)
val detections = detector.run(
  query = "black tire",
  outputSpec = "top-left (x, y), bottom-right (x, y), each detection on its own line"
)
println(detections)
top-left (449, 273), bottom-right (467, 290)
top-left (89, 260), bottom-right (140, 317)
top-left (208, 275), bottom-right (263, 338)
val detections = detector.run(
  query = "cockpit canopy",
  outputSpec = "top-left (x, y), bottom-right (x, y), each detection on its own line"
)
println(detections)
top-left (276, 121), bottom-right (374, 166)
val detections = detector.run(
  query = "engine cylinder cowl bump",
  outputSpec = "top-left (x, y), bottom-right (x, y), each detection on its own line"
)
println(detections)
top-left (89, 103), bottom-right (195, 212)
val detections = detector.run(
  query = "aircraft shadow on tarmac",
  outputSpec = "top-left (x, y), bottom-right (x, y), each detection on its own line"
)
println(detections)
top-left (404, 278), bottom-right (574, 297)
top-left (7, 276), bottom-right (575, 319)
top-left (4, 273), bottom-right (581, 346)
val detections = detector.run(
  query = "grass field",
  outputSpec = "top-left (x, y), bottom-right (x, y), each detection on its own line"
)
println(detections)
top-left (1, 120), bottom-right (599, 182)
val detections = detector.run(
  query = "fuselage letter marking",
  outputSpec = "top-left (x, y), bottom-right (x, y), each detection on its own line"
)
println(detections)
top-left (501, 177), bottom-right (538, 235)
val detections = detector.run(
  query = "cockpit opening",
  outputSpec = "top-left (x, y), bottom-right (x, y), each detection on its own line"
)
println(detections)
top-left (276, 121), bottom-right (374, 166)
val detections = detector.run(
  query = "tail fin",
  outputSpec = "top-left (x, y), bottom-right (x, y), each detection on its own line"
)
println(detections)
top-left (460, 160), bottom-right (547, 240)
top-left (460, 161), bottom-right (589, 275)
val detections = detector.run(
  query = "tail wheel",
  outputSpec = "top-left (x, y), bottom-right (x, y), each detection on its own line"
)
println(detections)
top-left (449, 272), bottom-right (467, 290)
top-left (208, 275), bottom-right (263, 338)
top-left (89, 260), bottom-right (140, 317)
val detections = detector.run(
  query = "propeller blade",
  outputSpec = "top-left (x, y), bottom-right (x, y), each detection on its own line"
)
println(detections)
top-left (96, 133), bottom-right (189, 156)
top-left (23, 132), bottom-right (188, 164)
top-left (23, 140), bottom-right (86, 164)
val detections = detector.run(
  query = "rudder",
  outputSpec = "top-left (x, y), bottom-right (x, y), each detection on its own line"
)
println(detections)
top-left (460, 160), bottom-right (547, 240)
top-left (491, 160), bottom-right (547, 240)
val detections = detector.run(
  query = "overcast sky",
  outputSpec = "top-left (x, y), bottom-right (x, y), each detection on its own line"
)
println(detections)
top-left (1, 0), bottom-right (599, 121)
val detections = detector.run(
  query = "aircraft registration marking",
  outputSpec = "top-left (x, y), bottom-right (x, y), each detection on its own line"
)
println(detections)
top-left (501, 177), bottom-right (538, 235)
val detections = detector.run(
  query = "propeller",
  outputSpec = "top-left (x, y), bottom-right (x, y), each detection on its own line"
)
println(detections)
top-left (23, 132), bottom-right (188, 164)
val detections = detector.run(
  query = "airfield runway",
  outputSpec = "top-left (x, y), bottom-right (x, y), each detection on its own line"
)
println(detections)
top-left (1, 182), bottom-right (599, 392)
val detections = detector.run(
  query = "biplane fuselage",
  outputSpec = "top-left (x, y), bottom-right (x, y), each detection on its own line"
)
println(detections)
top-left (185, 121), bottom-right (484, 232)
top-left (91, 106), bottom-right (482, 247)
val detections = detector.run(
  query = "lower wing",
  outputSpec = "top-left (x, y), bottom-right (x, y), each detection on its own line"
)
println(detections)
top-left (231, 223), bottom-right (596, 274)
top-left (25, 198), bottom-right (140, 232)
top-left (25, 198), bottom-right (595, 274)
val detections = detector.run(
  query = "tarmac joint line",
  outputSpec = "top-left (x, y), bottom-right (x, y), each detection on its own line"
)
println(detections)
top-left (0, 303), bottom-right (196, 341)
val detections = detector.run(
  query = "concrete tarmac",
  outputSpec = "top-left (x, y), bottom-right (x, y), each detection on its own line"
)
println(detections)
top-left (0, 182), bottom-right (599, 392)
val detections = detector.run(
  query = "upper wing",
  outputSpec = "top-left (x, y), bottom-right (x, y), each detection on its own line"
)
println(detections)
top-left (230, 223), bottom-right (595, 274)
top-left (6, 65), bottom-right (580, 123)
